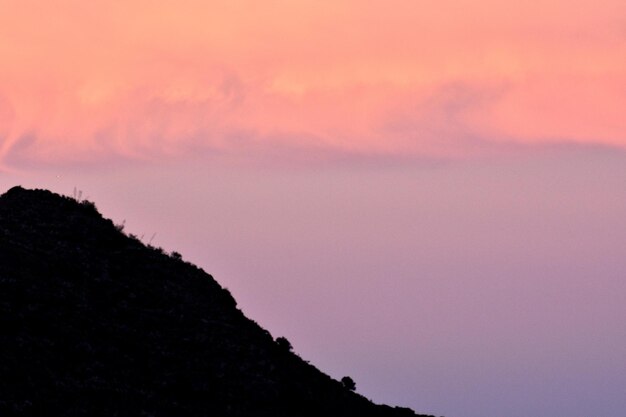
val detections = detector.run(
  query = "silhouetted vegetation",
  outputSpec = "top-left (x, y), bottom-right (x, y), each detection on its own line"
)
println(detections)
top-left (275, 336), bottom-right (294, 353)
top-left (342, 376), bottom-right (357, 391)
top-left (0, 186), bottom-right (435, 417)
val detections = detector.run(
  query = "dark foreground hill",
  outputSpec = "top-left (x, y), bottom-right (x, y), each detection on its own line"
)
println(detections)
top-left (0, 187), bottom-right (434, 417)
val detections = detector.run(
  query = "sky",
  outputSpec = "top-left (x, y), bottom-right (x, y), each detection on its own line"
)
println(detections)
top-left (1, 1), bottom-right (626, 416)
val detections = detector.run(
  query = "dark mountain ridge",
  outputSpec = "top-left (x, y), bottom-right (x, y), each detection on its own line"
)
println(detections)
top-left (0, 186), bottom-right (435, 417)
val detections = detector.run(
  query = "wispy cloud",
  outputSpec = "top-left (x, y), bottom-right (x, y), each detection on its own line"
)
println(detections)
top-left (1, 0), bottom-right (624, 169)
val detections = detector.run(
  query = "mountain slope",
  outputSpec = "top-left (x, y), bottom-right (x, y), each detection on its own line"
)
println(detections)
top-left (0, 186), bottom-right (433, 417)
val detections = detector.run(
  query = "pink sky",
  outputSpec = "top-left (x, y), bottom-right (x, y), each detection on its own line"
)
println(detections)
top-left (2, 2), bottom-right (626, 417)
top-left (1, 0), bottom-right (625, 167)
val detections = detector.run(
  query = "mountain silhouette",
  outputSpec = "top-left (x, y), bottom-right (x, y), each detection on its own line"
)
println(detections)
top-left (0, 186), bottom-right (435, 417)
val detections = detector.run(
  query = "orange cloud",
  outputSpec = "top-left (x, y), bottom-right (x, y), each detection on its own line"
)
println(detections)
top-left (1, 0), bottom-right (624, 168)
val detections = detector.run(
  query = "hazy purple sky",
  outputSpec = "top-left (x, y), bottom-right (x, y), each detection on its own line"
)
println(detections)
top-left (2, 145), bottom-right (625, 417)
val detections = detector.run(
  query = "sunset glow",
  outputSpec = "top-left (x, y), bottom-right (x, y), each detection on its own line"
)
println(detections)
top-left (1, 0), bottom-right (625, 167)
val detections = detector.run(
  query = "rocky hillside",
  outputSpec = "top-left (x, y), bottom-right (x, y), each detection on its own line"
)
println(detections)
top-left (0, 186), bottom-right (434, 417)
